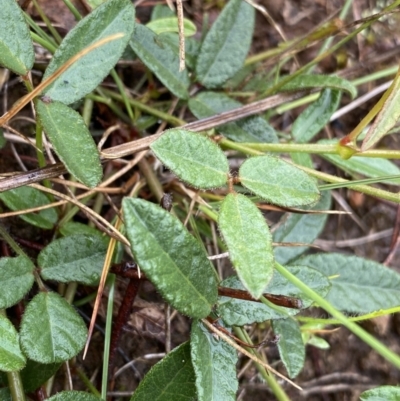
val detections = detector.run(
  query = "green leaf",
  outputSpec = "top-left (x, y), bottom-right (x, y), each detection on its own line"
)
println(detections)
top-left (59, 221), bottom-right (106, 241)
top-left (151, 4), bottom-right (175, 20)
top-left (360, 386), bottom-right (400, 401)
top-left (47, 391), bottom-right (102, 401)
top-left (0, 315), bottom-right (26, 372)
top-left (239, 155), bottom-right (320, 207)
top-left (123, 198), bottom-right (218, 318)
top-left (292, 89), bottom-right (341, 143)
top-left (147, 17), bottom-right (196, 36)
top-left (0, 186), bottom-right (58, 229)
top-left (0, 388), bottom-right (11, 401)
top-left (306, 335), bottom-right (330, 349)
top-left (36, 100), bottom-right (102, 188)
top-left (38, 234), bottom-right (107, 285)
top-left (42, 0), bottom-right (135, 104)
top-left (0, 128), bottom-right (5, 149)
top-left (130, 24), bottom-right (190, 99)
top-left (217, 266), bottom-right (330, 326)
top-left (130, 342), bottom-right (196, 401)
top-left (190, 320), bottom-right (238, 401)
top-left (280, 74), bottom-right (357, 99)
top-left (296, 253), bottom-right (400, 313)
top-left (273, 190), bottom-right (331, 264)
top-left (0, 0), bottom-right (34, 75)
top-left (188, 92), bottom-right (278, 143)
top-left (20, 292), bottom-right (87, 363)
top-left (272, 318), bottom-right (305, 378)
top-left (320, 139), bottom-right (400, 185)
top-left (158, 33), bottom-right (200, 70)
top-left (0, 255), bottom-right (35, 309)
top-left (218, 194), bottom-right (274, 299)
top-left (151, 129), bottom-right (229, 189)
top-left (20, 360), bottom-right (61, 393)
top-left (195, 0), bottom-right (255, 88)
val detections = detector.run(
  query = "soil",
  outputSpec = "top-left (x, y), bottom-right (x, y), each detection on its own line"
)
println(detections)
top-left (2, 0), bottom-right (400, 400)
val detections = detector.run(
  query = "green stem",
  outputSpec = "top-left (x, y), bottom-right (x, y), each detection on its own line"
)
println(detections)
top-left (0, 224), bottom-right (26, 256)
top-left (61, 0), bottom-right (83, 21)
top-left (101, 274), bottom-right (115, 400)
top-left (76, 368), bottom-right (102, 397)
top-left (274, 262), bottom-right (400, 369)
top-left (110, 69), bottom-right (135, 122)
top-left (100, 88), bottom-right (185, 126)
top-left (7, 371), bottom-right (26, 401)
top-left (233, 327), bottom-right (290, 401)
top-left (138, 159), bottom-right (164, 202)
top-left (32, 0), bottom-right (62, 44)
top-left (298, 306), bottom-right (400, 325)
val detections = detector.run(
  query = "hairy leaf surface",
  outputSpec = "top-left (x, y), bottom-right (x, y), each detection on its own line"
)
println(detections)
top-left (297, 253), bottom-right (400, 313)
top-left (131, 342), bottom-right (196, 401)
top-left (219, 193), bottom-right (274, 299)
top-left (43, 0), bottom-right (134, 104)
top-left (151, 129), bottom-right (229, 189)
top-left (0, 0), bottom-right (34, 74)
top-left (123, 198), bottom-right (218, 318)
top-left (191, 320), bottom-right (238, 401)
top-left (239, 155), bottom-right (320, 207)
top-left (20, 292), bottom-right (87, 363)
top-left (37, 100), bottom-right (102, 188)
top-left (196, 0), bottom-right (254, 88)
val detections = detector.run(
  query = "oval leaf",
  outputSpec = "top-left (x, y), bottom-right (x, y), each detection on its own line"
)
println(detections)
top-left (47, 391), bottom-right (102, 401)
top-left (190, 320), bottom-right (238, 401)
top-left (147, 17), bottom-right (196, 36)
top-left (272, 318), bottom-right (305, 379)
top-left (20, 292), bottom-right (87, 363)
top-left (0, 186), bottom-right (58, 229)
top-left (188, 92), bottom-right (278, 143)
top-left (273, 190), bottom-right (331, 264)
top-left (151, 129), bottom-right (229, 189)
top-left (130, 24), bottom-right (190, 99)
top-left (218, 193), bottom-right (274, 299)
top-left (131, 342), bottom-right (196, 401)
top-left (196, 0), bottom-right (255, 88)
top-left (0, 255), bottom-right (35, 309)
top-left (280, 74), bottom-right (357, 99)
top-left (20, 360), bottom-right (61, 393)
top-left (239, 155), bottom-right (320, 207)
top-left (42, 0), bottom-right (134, 104)
top-left (0, 0), bottom-right (34, 75)
top-left (217, 266), bottom-right (330, 326)
top-left (0, 315), bottom-right (26, 372)
top-left (36, 100), bottom-right (102, 188)
top-left (361, 386), bottom-right (400, 401)
top-left (39, 234), bottom-right (107, 285)
top-left (296, 253), bottom-right (400, 313)
top-left (292, 89), bottom-right (341, 143)
top-left (123, 198), bottom-right (218, 318)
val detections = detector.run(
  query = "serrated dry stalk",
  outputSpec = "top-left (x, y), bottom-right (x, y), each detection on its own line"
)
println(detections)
top-left (0, 90), bottom-right (308, 192)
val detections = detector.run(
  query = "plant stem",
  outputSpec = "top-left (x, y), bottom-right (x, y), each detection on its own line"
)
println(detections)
top-left (233, 327), bottom-right (291, 401)
top-left (274, 262), bottom-right (400, 369)
top-left (298, 305), bottom-right (400, 325)
top-left (7, 371), bottom-right (26, 401)
top-left (101, 273), bottom-right (115, 400)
